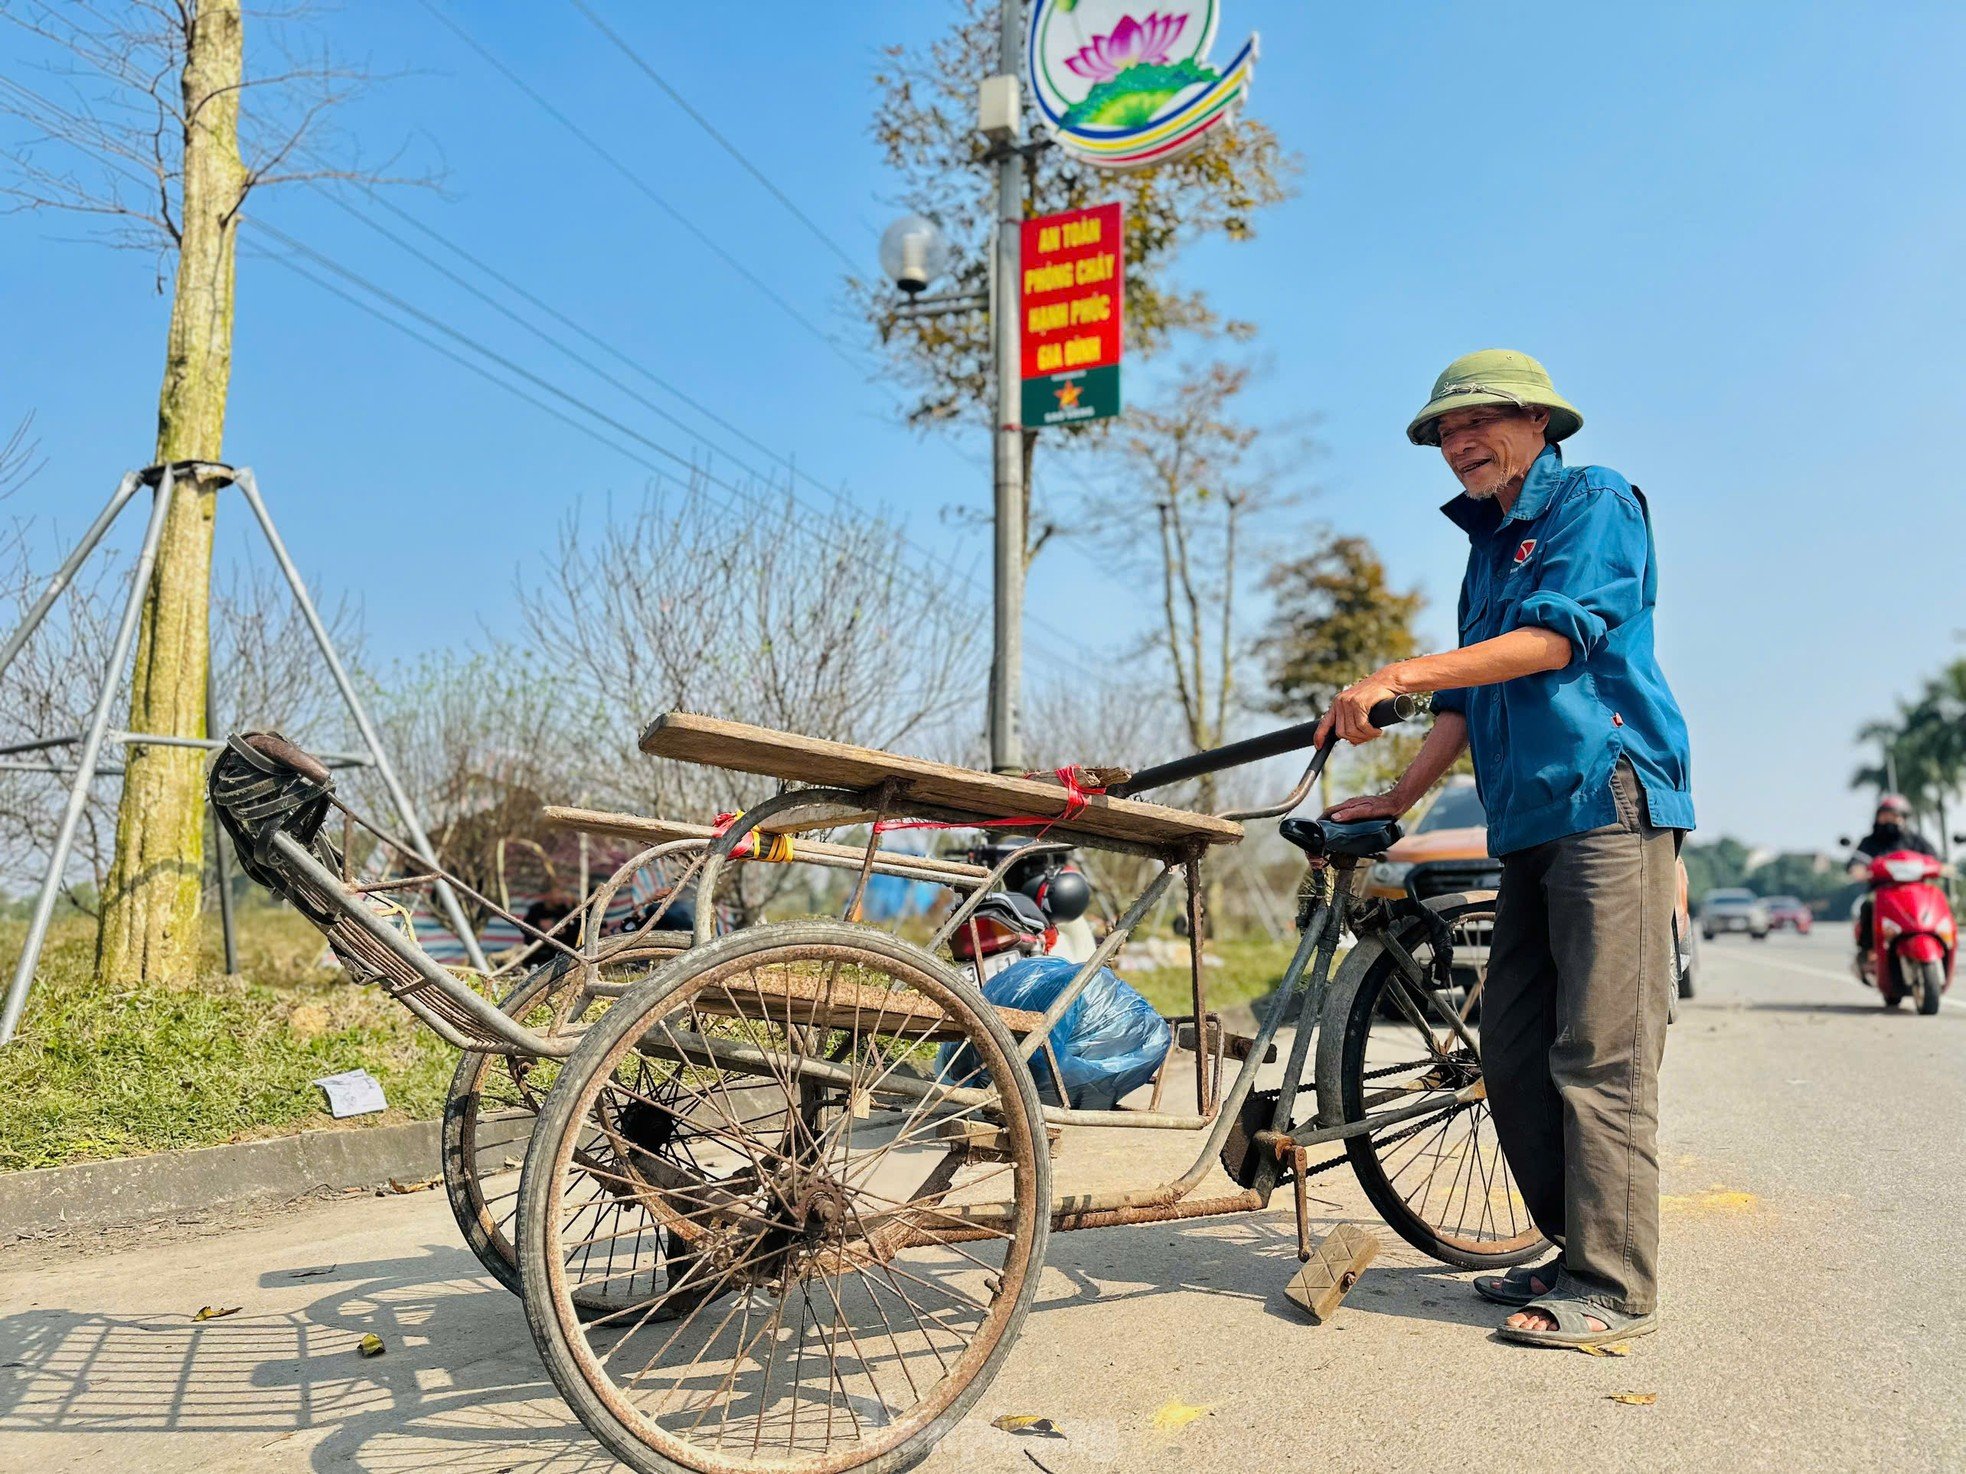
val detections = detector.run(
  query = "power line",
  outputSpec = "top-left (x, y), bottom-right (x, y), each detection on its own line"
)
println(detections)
top-left (415, 2), bottom-right (994, 491)
top-left (245, 220), bottom-right (1109, 684)
top-left (289, 196), bottom-right (994, 621)
top-left (257, 240), bottom-right (1101, 689)
top-left (0, 69), bottom-right (1110, 686)
top-left (323, 181), bottom-right (869, 527)
top-left (315, 189), bottom-right (848, 519)
top-left (566, 0), bottom-right (865, 276)
top-left (414, 0), bottom-right (866, 375)
top-left (308, 185), bottom-right (1101, 669)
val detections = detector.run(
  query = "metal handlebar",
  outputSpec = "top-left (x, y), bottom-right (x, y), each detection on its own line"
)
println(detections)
top-left (1110, 694), bottom-right (1427, 802)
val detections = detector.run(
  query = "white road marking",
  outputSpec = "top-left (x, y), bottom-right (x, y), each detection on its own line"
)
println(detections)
top-left (1721, 944), bottom-right (1966, 1011)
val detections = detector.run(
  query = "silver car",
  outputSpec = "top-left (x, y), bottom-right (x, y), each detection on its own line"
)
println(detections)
top-left (1701, 887), bottom-right (1770, 941)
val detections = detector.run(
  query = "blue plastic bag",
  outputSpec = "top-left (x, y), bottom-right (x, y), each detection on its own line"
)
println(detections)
top-left (940, 956), bottom-right (1171, 1110)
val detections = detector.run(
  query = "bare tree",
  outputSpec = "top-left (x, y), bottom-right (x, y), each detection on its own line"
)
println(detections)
top-left (504, 479), bottom-right (981, 919)
top-left (359, 648), bottom-right (577, 907)
top-left (1072, 362), bottom-right (1304, 814)
top-left (0, 1), bottom-right (425, 982)
top-left (0, 546), bottom-right (363, 907)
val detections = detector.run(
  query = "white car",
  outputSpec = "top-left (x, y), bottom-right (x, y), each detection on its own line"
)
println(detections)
top-left (1701, 888), bottom-right (1770, 941)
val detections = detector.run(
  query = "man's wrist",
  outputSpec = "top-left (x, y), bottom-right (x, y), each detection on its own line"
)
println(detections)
top-left (1383, 657), bottom-right (1438, 697)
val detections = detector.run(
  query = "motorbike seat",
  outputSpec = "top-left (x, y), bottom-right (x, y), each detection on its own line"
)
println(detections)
top-left (1279, 816), bottom-right (1403, 860)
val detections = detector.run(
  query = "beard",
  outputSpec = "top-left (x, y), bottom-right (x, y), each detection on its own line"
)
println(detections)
top-left (1456, 444), bottom-right (1537, 500)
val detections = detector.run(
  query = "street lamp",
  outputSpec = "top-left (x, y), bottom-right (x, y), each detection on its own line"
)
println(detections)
top-left (879, 214), bottom-right (951, 297)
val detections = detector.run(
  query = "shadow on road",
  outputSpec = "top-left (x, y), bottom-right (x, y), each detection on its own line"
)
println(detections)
top-left (1745, 1001), bottom-right (1931, 1016)
top-left (0, 1240), bottom-right (613, 1473)
top-left (1025, 1193), bottom-right (1516, 1336)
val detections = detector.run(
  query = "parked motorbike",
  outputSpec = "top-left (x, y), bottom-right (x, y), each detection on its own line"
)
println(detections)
top-left (1841, 838), bottom-right (1958, 1015)
top-left (949, 838), bottom-right (1099, 975)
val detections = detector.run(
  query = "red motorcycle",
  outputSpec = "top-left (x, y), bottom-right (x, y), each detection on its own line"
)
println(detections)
top-left (1849, 848), bottom-right (1957, 1015)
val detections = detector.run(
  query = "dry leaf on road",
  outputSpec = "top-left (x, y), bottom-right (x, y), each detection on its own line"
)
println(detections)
top-left (192, 1306), bottom-right (240, 1322)
top-left (1608, 1392), bottom-right (1658, 1406)
top-left (1580, 1341), bottom-right (1631, 1357)
top-left (991, 1415), bottom-right (1062, 1437)
top-left (357, 1333), bottom-right (386, 1357)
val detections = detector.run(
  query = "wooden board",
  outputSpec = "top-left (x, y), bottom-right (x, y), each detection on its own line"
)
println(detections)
top-left (688, 969), bottom-right (1049, 1043)
top-left (638, 712), bottom-right (1242, 852)
top-left (540, 805), bottom-right (991, 882)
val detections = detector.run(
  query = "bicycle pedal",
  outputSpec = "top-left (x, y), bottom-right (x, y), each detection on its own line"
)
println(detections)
top-left (1284, 1223), bottom-right (1380, 1322)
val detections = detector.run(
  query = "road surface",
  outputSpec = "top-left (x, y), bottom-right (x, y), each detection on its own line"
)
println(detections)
top-left (1, 928), bottom-right (1960, 1473)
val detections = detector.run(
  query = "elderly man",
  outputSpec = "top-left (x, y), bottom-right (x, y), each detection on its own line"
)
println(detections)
top-left (1317, 350), bottom-right (1693, 1349)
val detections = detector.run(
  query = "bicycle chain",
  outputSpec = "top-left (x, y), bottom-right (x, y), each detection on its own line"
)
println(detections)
top-left (1291, 1095), bottom-right (1477, 1181)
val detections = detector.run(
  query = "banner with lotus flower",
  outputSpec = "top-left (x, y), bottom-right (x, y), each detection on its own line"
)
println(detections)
top-left (1027, 1), bottom-right (1259, 170)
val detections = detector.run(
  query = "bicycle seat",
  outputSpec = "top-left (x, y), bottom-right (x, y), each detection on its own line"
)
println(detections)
top-left (1278, 816), bottom-right (1404, 859)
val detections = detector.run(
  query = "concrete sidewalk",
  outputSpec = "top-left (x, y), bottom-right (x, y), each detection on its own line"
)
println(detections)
top-left (1, 931), bottom-right (1960, 1474)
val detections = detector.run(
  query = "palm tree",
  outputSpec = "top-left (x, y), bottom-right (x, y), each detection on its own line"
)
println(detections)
top-left (1852, 658), bottom-right (1966, 860)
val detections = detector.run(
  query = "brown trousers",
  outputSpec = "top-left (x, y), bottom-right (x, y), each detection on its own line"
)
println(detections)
top-left (1482, 760), bottom-right (1678, 1315)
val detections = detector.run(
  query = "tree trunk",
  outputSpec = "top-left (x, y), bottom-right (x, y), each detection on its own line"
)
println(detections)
top-left (97, 1), bottom-right (244, 984)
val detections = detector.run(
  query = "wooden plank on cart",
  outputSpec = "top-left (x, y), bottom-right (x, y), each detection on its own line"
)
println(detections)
top-left (639, 712), bottom-right (1243, 852)
top-left (687, 966), bottom-right (1050, 1043)
top-left (539, 806), bottom-right (993, 882)
top-left (1284, 1223), bottom-right (1382, 1321)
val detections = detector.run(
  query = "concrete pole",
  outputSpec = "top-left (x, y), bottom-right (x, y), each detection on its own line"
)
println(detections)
top-left (988, 0), bottom-right (1026, 774)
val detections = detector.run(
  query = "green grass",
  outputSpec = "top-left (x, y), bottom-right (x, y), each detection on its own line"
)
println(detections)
top-left (1124, 931), bottom-right (1301, 1018)
top-left (0, 910), bottom-right (456, 1173)
top-left (0, 903), bottom-right (1309, 1174)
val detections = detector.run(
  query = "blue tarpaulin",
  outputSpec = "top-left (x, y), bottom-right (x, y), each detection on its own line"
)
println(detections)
top-left (941, 956), bottom-right (1171, 1110)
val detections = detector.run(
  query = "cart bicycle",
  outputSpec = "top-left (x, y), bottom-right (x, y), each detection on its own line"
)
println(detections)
top-left (208, 699), bottom-right (1543, 1474)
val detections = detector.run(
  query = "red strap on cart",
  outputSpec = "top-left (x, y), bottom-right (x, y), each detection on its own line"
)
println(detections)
top-left (872, 765), bottom-right (1104, 838)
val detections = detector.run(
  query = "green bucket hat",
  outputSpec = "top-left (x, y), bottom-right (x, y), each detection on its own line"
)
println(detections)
top-left (1407, 349), bottom-right (1583, 447)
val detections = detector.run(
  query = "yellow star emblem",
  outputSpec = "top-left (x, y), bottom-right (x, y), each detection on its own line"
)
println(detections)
top-left (1054, 381), bottom-right (1083, 409)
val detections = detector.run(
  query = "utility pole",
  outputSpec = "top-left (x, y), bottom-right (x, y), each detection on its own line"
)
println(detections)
top-left (987, 1), bottom-right (1026, 774)
top-left (885, 3), bottom-right (1029, 772)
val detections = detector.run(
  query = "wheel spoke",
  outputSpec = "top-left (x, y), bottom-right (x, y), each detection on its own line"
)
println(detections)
top-left (522, 933), bottom-right (1044, 1471)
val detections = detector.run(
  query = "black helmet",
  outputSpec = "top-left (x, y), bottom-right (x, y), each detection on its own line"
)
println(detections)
top-left (1023, 865), bottom-right (1091, 923)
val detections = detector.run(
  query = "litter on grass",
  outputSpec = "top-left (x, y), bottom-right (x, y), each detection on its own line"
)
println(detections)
top-left (313, 1068), bottom-right (387, 1118)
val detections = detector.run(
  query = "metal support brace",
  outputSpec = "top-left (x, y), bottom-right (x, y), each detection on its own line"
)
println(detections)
top-left (232, 469), bottom-right (486, 973)
top-left (0, 463), bottom-right (484, 1045)
top-left (0, 470), bottom-right (176, 1044)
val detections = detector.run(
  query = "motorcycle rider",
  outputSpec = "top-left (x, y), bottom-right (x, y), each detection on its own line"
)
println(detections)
top-left (1850, 794), bottom-right (1938, 964)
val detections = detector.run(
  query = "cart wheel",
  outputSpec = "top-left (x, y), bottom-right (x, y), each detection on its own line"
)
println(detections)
top-left (517, 920), bottom-right (1050, 1474)
top-left (1316, 896), bottom-right (1548, 1270)
top-left (443, 942), bottom-right (684, 1312)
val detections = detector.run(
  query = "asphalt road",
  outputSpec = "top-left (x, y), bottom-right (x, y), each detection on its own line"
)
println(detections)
top-left (1, 928), bottom-right (1960, 1474)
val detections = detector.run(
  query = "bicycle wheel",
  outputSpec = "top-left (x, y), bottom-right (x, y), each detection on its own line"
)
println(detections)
top-left (442, 941), bottom-right (685, 1309)
top-left (517, 920), bottom-right (1051, 1474)
top-left (1317, 895), bottom-right (1547, 1270)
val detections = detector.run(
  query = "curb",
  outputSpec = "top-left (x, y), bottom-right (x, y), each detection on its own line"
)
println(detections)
top-left (0, 1117), bottom-right (447, 1242)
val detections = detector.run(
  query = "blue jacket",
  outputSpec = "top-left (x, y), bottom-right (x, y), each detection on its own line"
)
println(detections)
top-left (1431, 446), bottom-right (1694, 856)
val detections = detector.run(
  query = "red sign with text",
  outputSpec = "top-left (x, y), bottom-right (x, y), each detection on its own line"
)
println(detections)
top-left (1019, 202), bottom-right (1123, 426)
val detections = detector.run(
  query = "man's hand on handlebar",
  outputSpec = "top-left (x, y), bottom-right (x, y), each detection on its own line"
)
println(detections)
top-left (1315, 667), bottom-right (1408, 747)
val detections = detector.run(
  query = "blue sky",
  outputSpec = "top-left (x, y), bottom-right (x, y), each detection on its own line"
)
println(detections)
top-left (3, 1), bottom-right (1962, 852)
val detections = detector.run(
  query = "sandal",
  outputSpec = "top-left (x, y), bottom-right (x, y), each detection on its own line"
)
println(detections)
top-left (1472, 1254), bottom-right (1563, 1308)
top-left (1496, 1281), bottom-right (1660, 1350)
